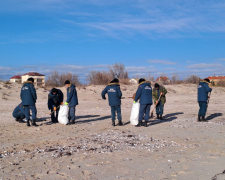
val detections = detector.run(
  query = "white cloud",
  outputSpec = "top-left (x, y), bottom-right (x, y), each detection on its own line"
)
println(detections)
top-left (148, 59), bottom-right (177, 65)
top-left (187, 63), bottom-right (222, 69)
top-left (215, 58), bottom-right (225, 61)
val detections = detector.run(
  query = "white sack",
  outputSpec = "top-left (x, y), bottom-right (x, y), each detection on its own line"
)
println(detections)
top-left (130, 102), bottom-right (140, 125)
top-left (58, 105), bottom-right (69, 125)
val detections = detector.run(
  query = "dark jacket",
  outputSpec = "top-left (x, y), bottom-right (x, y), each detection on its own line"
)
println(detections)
top-left (12, 102), bottom-right (25, 118)
top-left (134, 81), bottom-right (152, 105)
top-left (48, 88), bottom-right (64, 110)
top-left (20, 81), bottom-right (37, 106)
top-left (66, 84), bottom-right (78, 107)
top-left (101, 83), bottom-right (122, 106)
top-left (152, 85), bottom-right (167, 105)
top-left (198, 80), bottom-right (212, 102)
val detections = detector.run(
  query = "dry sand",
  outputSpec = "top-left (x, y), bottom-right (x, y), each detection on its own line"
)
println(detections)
top-left (0, 82), bottom-right (225, 180)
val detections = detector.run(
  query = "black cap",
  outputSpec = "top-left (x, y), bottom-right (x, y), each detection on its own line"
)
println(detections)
top-left (138, 78), bottom-right (145, 84)
top-left (154, 83), bottom-right (160, 88)
top-left (110, 78), bottom-right (119, 83)
top-left (51, 88), bottom-right (58, 94)
top-left (64, 80), bottom-right (70, 85)
top-left (27, 77), bottom-right (34, 83)
top-left (204, 78), bottom-right (210, 83)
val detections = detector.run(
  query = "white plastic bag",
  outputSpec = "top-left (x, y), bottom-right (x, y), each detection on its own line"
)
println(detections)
top-left (58, 105), bottom-right (69, 125)
top-left (130, 102), bottom-right (140, 125)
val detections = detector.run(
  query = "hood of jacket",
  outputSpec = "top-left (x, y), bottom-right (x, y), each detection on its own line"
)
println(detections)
top-left (108, 83), bottom-right (120, 86)
top-left (199, 80), bottom-right (210, 85)
top-left (139, 81), bottom-right (151, 86)
top-left (23, 81), bottom-right (33, 85)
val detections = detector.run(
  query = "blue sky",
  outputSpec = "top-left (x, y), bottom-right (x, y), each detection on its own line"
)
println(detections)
top-left (0, 0), bottom-right (225, 82)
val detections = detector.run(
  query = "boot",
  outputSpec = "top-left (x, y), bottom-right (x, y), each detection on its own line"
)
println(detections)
top-left (70, 120), bottom-right (75, 124)
top-left (15, 118), bottom-right (20, 122)
top-left (27, 120), bottom-right (31, 127)
top-left (19, 119), bottom-right (25, 123)
top-left (135, 121), bottom-right (142, 127)
top-left (118, 120), bottom-right (123, 126)
top-left (160, 115), bottom-right (163, 120)
top-left (144, 121), bottom-right (148, 127)
top-left (202, 116), bottom-right (206, 121)
top-left (197, 115), bottom-right (201, 122)
top-left (112, 120), bottom-right (115, 126)
top-left (157, 114), bottom-right (159, 119)
top-left (32, 119), bottom-right (38, 127)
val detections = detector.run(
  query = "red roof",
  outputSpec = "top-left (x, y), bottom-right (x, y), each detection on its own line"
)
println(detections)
top-left (156, 76), bottom-right (170, 82)
top-left (22, 72), bottom-right (45, 76)
top-left (10, 75), bottom-right (21, 79)
top-left (207, 76), bottom-right (225, 80)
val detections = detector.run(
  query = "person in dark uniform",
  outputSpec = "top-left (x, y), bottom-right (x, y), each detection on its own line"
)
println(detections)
top-left (12, 102), bottom-right (26, 123)
top-left (101, 78), bottom-right (123, 126)
top-left (64, 80), bottom-right (78, 124)
top-left (134, 78), bottom-right (152, 127)
top-left (48, 88), bottom-right (64, 123)
top-left (152, 83), bottom-right (167, 120)
top-left (20, 77), bottom-right (38, 127)
top-left (197, 78), bottom-right (212, 121)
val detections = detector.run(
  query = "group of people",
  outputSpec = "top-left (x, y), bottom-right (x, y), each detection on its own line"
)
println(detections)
top-left (13, 78), bottom-right (78, 126)
top-left (12, 76), bottom-right (212, 127)
top-left (102, 78), bottom-right (167, 127)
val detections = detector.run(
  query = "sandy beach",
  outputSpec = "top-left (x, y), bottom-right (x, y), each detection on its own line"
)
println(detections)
top-left (0, 82), bottom-right (225, 180)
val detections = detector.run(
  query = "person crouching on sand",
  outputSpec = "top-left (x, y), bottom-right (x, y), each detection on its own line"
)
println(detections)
top-left (101, 78), bottom-right (123, 126)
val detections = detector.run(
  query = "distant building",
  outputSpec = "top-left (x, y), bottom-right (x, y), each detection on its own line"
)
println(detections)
top-left (21, 72), bottom-right (45, 87)
top-left (129, 78), bottom-right (139, 85)
top-left (156, 76), bottom-right (171, 84)
top-left (10, 75), bottom-right (21, 83)
top-left (207, 76), bottom-right (225, 85)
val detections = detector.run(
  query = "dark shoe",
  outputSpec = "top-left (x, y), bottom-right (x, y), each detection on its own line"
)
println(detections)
top-left (70, 120), bottom-right (75, 124)
top-left (160, 115), bottom-right (163, 120)
top-left (144, 121), bottom-right (148, 127)
top-left (32, 119), bottom-right (38, 127)
top-left (15, 118), bottom-right (20, 122)
top-left (27, 120), bottom-right (31, 127)
top-left (157, 114), bottom-right (159, 119)
top-left (202, 116), bottom-right (206, 121)
top-left (19, 119), bottom-right (25, 123)
top-left (112, 121), bottom-right (115, 126)
top-left (135, 121), bottom-right (142, 127)
top-left (197, 115), bottom-right (201, 122)
top-left (118, 120), bottom-right (123, 126)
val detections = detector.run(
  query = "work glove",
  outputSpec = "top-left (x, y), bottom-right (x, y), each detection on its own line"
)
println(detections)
top-left (61, 102), bottom-right (63, 105)
top-left (53, 107), bottom-right (56, 111)
top-left (133, 101), bottom-right (136, 104)
top-left (64, 102), bottom-right (68, 105)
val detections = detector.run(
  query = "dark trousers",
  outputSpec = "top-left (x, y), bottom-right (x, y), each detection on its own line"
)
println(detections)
top-left (139, 104), bottom-right (151, 122)
top-left (50, 108), bottom-right (59, 123)
top-left (198, 102), bottom-right (207, 116)
top-left (111, 105), bottom-right (122, 122)
top-left (68, 106), bottom-right (76, 121)
top-left (24, 105), bottom-right (37, 121)
top-left (156, 101), bottom-right (164, 115)
top-left (13, 112), bottom-right (25, 120)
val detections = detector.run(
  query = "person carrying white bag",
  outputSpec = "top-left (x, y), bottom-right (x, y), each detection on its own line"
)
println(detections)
top-left (133, 78), bottom-right (153, 127)
top-left (130, 94), bottom-right (140, 125)
top-left (58, 105), bottom-right (69, 125)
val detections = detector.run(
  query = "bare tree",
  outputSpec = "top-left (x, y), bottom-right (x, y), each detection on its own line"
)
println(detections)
top-left (108, 63), bottom-right (129, 79)
top-left (46, 71), bottom-right (81, 87)
top-left (171, 73), bottom-right (180, 84)
top-left (148, 72), bottom-right (154, 82)
top-left (185, 75), bottom-right (201, 84)
top-left (87, 71), bottom-right (112, 85)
